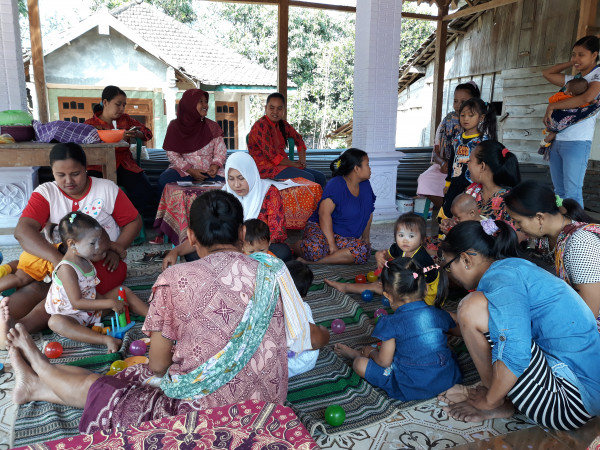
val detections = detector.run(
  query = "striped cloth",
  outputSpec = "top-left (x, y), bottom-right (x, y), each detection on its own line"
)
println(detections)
top-left (276, 263), bottom-right (312, 354)
top-left (33, 120), bottom-right (102, 144)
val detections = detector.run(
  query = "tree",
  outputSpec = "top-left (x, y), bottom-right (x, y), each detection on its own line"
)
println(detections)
top-left (91, 0), bottom-right (196, 23)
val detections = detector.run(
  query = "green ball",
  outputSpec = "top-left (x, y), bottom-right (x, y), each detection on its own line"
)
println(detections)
top-left (324, 405), bottom-right (346, 426)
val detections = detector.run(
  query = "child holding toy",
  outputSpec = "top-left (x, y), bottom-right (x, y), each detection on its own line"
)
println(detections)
top-left (45, 211), bottom-right (148, 353)
top-left (334, 257), bottom-right (461, 401)
top-left (325, 213), bottom-right (440, 306)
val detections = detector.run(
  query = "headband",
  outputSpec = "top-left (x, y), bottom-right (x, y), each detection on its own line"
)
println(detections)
top-left (555, 195), bottom-right (563, 207)
top-left (481, 218), bottom-right (499, 236)
top-left (502, 148), bottom-right (510, 157)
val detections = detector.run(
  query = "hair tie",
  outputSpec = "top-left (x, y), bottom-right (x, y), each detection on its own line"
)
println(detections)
top-left (422, 264), bottom-right (439, 274)
top-left (502, 148), bottom-right (510, 157)
top-left (467, 80), bottom-right (478, 88)
top-left (334, 159), bottom-right (341, 169)
top-left (481, 218), bottom-right (499, 236)
top-left (555, 195), bottom-right (563, 208)
top-left (69, 213), bottom-right (77, 224)
top-left (412, 272), bottom-right (418, 279)
top-left (384, 260), bottom-right (389, 268)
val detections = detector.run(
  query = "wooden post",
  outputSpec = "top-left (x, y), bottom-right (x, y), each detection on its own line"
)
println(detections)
top-left (576, 0), bottom-right (598, 38)
top-left (27, 0), bottom-right (49, 122)
top-left (277, 0), bottom-right (289, 103)
top-left (430, 3), bottom-right (448, 145)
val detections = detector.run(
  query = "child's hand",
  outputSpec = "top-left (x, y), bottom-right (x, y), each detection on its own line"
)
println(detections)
top-left (111, 299), bottom-right (125, 314)
top-left (439, 218), bottom-right (456, 234)
top-left (375, 250), bottom-right (387, 269)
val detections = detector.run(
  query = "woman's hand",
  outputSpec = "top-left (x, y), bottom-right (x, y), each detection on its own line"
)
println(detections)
top-left (162, 248), bottom-right (179, 270)
top-left (298, 153), bottom-right (307, 169)
top-left (187, 168), bottom-right (207, 182)
top-left (102, 250), bottom-right (121, 272)
top-left (206, 164), bottom-right (219, 178)
top-left (123, 127), bottom-right (141, 140)
top-left (467, 386), bottom-right (497, 410)
top-left (328, 243), bottom-right (340, 255)
top-left (543, 104), bottom-right (555, 127)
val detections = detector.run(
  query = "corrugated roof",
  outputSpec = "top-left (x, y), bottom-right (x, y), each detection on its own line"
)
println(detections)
top-left (111, 2), bottom-right (280, 87)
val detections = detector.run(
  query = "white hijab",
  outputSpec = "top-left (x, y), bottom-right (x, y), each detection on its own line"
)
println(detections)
top-left (223, 152), bottom-right (273, 220)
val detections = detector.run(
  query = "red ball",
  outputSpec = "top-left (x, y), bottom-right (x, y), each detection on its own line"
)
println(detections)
top-left (44, 342), bottom-right (63, 359)
top-left (354, 274), bottom-right (367, 284)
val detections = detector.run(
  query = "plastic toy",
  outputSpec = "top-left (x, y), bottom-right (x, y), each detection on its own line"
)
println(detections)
top-left (324, 405), bottom-right (346, 426)
top-left (110, 360), bottom-right (128, 373)
top-left (361, 290), bottom-right (374, 302)
top-left (381, 297), bottom-right (390, 308)
top-left (354, 274), bottom-right (367, 284)
top-left (374, 308), bottom-right (388, 319)
top-left (129, 340), bottom-right (147, 356)
top-left (117, 286), bottom-right (130, 327)
top-left (108, 313), bottom-right (135, 340)
top-left (373, 267), bottom-right (383, 277)
top-left (124, 356), bottom-right (148, 367)
top-left (366, 271), bottom-right (378, 282)
top-left (44, 342), bottom-right (63, 359)
top-left (331, 318), bottom-right (346, 334)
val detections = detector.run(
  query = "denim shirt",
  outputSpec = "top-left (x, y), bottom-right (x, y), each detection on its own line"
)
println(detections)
top-left (478, 258), bottom-right (600, 415)
top-left (372, 301), bottom-right (461, 400)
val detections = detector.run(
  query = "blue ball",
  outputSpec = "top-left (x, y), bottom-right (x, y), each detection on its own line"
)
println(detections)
top-left (361, 289), bottom-right (374, 302)
top-left (381, 297), bottom-right (390, 308)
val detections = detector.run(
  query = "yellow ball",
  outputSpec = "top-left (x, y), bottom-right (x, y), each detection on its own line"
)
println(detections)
top-left (366, 271), bottom-right (378, 282)
top-left (110, 360), bottom-right (128, 373)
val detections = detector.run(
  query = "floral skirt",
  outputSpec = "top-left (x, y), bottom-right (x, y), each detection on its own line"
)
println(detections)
top-left (300, 221), bottom-right (371, 264)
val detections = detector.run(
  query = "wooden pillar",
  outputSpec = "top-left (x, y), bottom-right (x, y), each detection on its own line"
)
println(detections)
top-left (430, 4), bottom-right (448, 145)
top-left (27, 0), bottom-right (49, 122)
top-left (277, 0), bottom-right (289, 103)
top-left (576, 0), bottom-right (598, 38)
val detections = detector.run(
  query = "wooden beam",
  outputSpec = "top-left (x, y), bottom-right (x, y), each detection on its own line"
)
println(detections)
top-left (430, 3), bottom-right (448, 145)
top-left (576, 0), bottom-right (598, 39)
top-left (443, 0), bottom-right (519, 21)
top-left (401, 11), bottom-right (440, 20)
top-left (27, 0), bottom-right (49, 122)
top-left (289, 1), bottom-right (355, 12)
top-left (277, 0), bottom-right (289, 103)
top-left (208, 0), bottom-right (279, 5)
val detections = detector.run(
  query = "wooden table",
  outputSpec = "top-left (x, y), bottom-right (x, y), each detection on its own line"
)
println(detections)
top-left (0, 142), bottom-right (117, 183)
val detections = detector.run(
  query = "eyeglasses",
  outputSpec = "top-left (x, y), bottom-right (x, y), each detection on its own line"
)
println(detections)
top-left (439, 251), bottom-right (477, 273)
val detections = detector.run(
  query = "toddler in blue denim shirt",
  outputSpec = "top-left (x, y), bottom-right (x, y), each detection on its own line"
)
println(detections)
top-left (334, 257), bottom-right (462, 401)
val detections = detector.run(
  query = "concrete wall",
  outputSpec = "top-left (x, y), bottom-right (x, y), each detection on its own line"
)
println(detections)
top-left (0, 0), bottom-right (27, 111)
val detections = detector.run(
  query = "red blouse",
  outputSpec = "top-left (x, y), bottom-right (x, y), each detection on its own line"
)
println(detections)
top-left (84, 112), bottom-right (153, 173)
top-left (247, 116), bottom-right (307, 179)
top-left (258, 186), bottom-right (287, 243)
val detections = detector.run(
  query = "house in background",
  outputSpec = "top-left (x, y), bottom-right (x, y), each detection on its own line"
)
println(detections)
top-left (394, 0), bottom-right (600, 210)
top-left (23, 1), bottom-right (287, 149)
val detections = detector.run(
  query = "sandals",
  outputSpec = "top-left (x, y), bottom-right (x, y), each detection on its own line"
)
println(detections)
top-left (134, 250), bottom-right (170, 265)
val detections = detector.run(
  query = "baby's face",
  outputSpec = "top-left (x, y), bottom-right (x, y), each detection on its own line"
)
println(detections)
top-left (243, 239), bottom-right (270, 255)
top-left (395, 226), bottom-right (421, 254)
top-left (451, 207), bottom-right (476, 223)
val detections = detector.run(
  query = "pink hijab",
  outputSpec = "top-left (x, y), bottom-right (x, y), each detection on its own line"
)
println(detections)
top-left (163, 89), bottom-right (223, 154)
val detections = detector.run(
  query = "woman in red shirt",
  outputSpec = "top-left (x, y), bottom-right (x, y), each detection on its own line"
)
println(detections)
top-left (247, 93), bottom-right (326, 188)
top-left (85, 85), bottom-right (154, 217)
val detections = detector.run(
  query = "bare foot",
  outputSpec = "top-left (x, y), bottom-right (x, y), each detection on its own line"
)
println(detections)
top-left (104, 336), bottom-right (122, 353)
top-left (334, 343), bottom-right (361, 360)
top-left (443, 399), bottom-right (515, 422)
top-left (0, 296), bottom-right (14, 350)
top-left (438, 383), bottom-right (472, 405)
top-left (6, 323), bottom-right (49, 374)
top-left (9, 345), bottom-right (40, 404)
top-left (324, 279), bottom-right (350, 294)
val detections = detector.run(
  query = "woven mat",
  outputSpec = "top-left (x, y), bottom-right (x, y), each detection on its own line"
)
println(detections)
top-left (13, 262), bottom-right (480, 446)
top-left (12, 274), bottom-right (159, 447)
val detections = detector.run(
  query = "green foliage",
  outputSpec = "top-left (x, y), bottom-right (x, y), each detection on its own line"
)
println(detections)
top-left (91, 0), bottom-right (196, 23)
top-left (18, 0), bottom-right (28, 16)
top-left (399, 3), bottom-right (436, 66)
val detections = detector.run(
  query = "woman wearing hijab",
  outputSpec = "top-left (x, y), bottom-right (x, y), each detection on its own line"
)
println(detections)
top-left (158, 89), bottom-right (227, 191)
top-left (162, 152), bottom-right (292, 266)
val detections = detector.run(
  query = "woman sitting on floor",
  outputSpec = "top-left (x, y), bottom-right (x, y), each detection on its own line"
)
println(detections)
top-left (3, 189), bottom-right (313, 433)
top-left (438, 220), bottom-right (600, 430)
top-left (163, 152), bottom-right (292, 265)
top-left (504, 180), bottom-right (600, 321)
top-left (1, 143), bottom-right (141, 349)
top-left (247, 93), bottom-right (326, 188)
top-left (158, 89), bottom-right (227, 192)
top-left (294, 148), bottom-right (375, 265)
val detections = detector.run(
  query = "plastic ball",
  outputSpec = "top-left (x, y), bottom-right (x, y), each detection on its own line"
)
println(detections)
top-left (354, 274), bottom-right (367, 284)
top-left (331, 318), bottom-right (346, 334)
top-left (366, 271), bottom-right (378, 282)
top-left (361, 290), bottom-right (374, 302)
top-left (381, 297), bottom-right (390, 308)
top-left (129, 340), bottom-right (147, 356)
top-left (44, 342), bottom-right (63, 359)
top-left (110, 360), bottom-right (128, 373)
top-left (374, 308), bottom-right (388, 319)
top-left (324, 405), bottom-right (346, 426)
